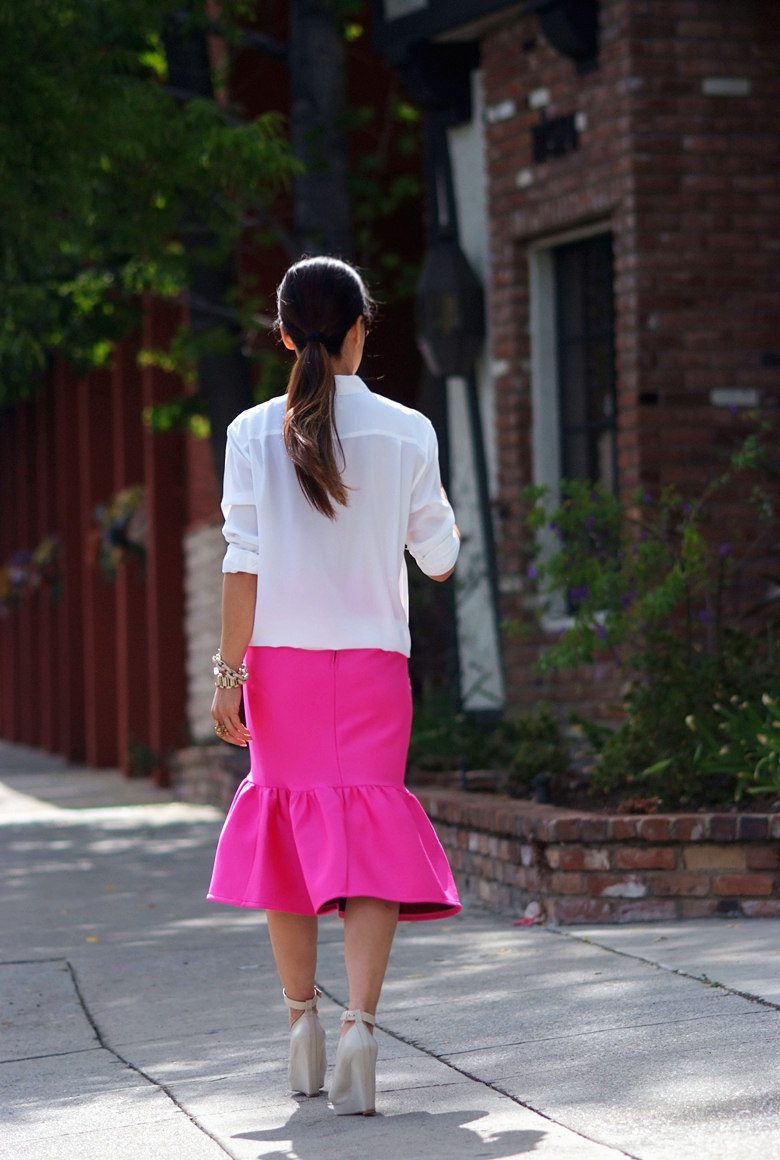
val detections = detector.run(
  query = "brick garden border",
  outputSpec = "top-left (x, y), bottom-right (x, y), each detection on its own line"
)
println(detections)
top-left (172, 748), bottom-right (780, 923)
top-left (415, 788), bottom-right (780, 924)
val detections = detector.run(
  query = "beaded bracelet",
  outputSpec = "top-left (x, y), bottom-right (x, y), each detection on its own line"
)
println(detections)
top-left (212, 649), bottom-right (249, 688)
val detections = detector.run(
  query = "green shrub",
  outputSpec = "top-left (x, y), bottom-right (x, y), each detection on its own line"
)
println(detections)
top-left (688, 691), bottom-right (780, 801)
top-left (521, 420), bottom-right (780, 807)
top-left (504, 708), bottom-right (569, 798)
top-left (409, 693), bottom-right (570, 798)
top-left (585, 634), bottom-right (774, 807)
top-left (408, 692), bottom-right (517, 775)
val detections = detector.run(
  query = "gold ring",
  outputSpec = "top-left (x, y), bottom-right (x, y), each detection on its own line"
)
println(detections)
top-left (214, 722), bottom-right (227, 736)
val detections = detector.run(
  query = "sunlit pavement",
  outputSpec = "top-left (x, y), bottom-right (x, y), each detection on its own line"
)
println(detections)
top-left (2, 739), bottom-right (779, 1160)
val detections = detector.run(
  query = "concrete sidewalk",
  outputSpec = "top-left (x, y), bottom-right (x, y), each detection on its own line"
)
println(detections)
top-left (1, 740), bottom-right (779, 1160)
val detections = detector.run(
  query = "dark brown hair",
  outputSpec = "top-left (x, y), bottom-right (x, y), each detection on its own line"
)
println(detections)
top-left (277, 257), bottom-right (375, 519)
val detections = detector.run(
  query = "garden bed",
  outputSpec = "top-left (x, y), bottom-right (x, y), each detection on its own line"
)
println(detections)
top-left (414, 786), bottom-right (780, 924)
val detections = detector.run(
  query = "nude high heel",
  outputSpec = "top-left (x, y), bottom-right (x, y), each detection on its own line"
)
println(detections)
top-left (328, 1009), bottom-right (378, 1116)
top-left (284, 987), bottom-right (326, 1096)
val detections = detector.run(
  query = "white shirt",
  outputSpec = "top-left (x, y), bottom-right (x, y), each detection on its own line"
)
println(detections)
top-left (221, 374), bottom-right (460, 656)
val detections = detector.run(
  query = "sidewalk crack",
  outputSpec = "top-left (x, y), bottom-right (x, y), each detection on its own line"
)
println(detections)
top-left (440, 1005), bottom-right (765, 1055)
top-left (549, 929), bottom-right (780, 1012)
top-left (317, 984), bottom-right (641, 1159)
top-left (65, 960), bottom-right (240, 1160)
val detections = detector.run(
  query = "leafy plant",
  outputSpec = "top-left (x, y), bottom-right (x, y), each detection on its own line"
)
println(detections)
top-left (503, 708), bottom-right (570, 799)
top-left (582, 634), bottom-right (774, 806)
top-left (408, 692), bottom-right (516, 776)
top-left (688, 693), bottom-right (780, 800)
top-left (521, 419), bottom-right (780, 807)
top-left (524, 480), bottom-right (735, 673)
top-left (408, 691), bottom-right (570, 801)
top-left (0, 0), bottom-right (297, 408)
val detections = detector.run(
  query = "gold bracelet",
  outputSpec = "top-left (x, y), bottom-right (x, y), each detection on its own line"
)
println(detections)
top-left (212, 649), bottom-right (249, 688)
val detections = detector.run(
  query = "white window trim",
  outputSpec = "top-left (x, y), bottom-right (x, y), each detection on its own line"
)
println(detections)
top-left (527, 220), bottom-right (613, 629)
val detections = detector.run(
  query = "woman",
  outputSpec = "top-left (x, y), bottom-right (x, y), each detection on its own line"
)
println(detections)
top-left (207, 255), bottom-right (461, 1117)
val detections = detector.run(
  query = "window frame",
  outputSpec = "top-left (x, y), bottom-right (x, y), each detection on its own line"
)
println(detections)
top-left (527, 221), bottom-right (617, 627)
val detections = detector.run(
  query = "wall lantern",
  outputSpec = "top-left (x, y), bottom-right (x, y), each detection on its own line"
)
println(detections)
top-left (525, 0), bottom-right (599, 71)
top-left (415, 238), bottom-right (485, 378)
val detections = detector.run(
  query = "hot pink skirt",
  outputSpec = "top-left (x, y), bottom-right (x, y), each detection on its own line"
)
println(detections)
top-left (207, 646), bottom-right (460, 921)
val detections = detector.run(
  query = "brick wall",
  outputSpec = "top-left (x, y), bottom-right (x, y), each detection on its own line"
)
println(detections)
top-left (416, 787), bottom-right (780, 924)
top-left (479, 0), bottom-right (780, 714)
top-left (482, 0), bottom-right (635, 716)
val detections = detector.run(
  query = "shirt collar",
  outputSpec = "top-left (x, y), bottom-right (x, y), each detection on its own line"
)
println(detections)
top-left (334, 375), bottom-right (369, 396)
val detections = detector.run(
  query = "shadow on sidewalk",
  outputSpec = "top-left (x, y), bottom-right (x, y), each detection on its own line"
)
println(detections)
top-left (235, 1104), bottom-right (545, 1158)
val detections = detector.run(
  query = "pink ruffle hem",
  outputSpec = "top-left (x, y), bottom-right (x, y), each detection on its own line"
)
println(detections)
top-left (207, 646), bottom-right (460, 922)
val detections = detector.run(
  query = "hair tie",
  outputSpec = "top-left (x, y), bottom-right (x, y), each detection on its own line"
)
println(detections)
top-left (305, 331), bottom-right (328, 346)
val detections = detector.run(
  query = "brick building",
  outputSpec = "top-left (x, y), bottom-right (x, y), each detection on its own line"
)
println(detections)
top-left (377, 0), bottom-right (780, 713)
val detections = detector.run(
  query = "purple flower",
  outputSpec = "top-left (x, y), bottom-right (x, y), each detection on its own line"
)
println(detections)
top-left (585, 515), bottom-right (597, 531)
top-left (727, 404), bottom-right (740, 417)
top-left (718, 543), bottom-right (732, 557)
top-left (548, 521), bottom-right (561, 535)
top-left (527, 564), bottom-right (539, 579)
top-left (621, 590), bottom-right (636, 608)
top-left (595, 624), bottom-right (608, 640)
top-left (8, 550), bottom-right (31, 587)
top-left (643, 492), bottom-right (654, 506)
top-left (697, 609), bottom-right (713, 623)
top-left (569, 585), bottom-right (589, 602)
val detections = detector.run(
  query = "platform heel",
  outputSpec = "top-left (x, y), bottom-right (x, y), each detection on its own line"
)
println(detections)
top-left (284, 987), bottom-right (326, 1096)
top-left (328, 1009), bottom-right (378, 1116)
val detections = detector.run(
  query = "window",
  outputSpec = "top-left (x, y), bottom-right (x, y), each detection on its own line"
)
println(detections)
top-left (529, 228), bottom-right (617, 499)
top-left (528, 227), bottom-right (617, 622)
top-left (554, 233), bottom-right (617, 491)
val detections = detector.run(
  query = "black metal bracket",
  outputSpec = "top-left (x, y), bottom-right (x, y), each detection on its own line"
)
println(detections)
top-left (524, 0), bottom-right (600, 72)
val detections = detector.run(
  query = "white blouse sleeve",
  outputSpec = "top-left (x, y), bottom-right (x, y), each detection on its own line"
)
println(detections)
top-left (221, 422), bottom-right (260, 575)
top-left (406, 423), bottom-right (460, 577)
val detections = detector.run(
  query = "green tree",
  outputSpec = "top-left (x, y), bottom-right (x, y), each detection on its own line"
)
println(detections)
top-left (1, 1), bottom-right (424, 474)
top-left (0, 0), bottom-right (296, 467)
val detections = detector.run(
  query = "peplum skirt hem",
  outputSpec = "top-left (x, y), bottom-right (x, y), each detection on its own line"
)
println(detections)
top-left (207, 646), bottom-right (460, 923)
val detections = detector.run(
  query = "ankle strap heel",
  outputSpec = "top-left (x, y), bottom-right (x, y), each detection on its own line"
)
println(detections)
top-left (284, 987), bottom-right (326, 1097)
top-left (329, 1008), bottom-right (378, 1115)
top-left (340, 1009), bottom-right (376, 1027)
top-left (283, 986), bottom-right (322, 1013)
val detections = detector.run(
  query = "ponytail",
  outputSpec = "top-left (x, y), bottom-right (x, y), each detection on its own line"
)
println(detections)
top-left (276, 256), bottom-right (375, 520)
top-left (283, 339), bottom-right (348, 520)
